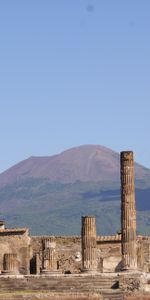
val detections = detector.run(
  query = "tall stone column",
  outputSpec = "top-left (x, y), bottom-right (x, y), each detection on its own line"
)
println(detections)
top-left (3, 253), bottom-right (18, 275)
top-left (120, 151), bottom-right (137, 270)
top-left (41, 239), bottom-right (58, 274)
top-left (81, 216), bottom-right (97, 272)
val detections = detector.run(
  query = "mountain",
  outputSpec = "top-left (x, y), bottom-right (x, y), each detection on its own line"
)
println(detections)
top-left (0, 145), bottom-right (150, 187)
top-left (0, 145), bottom-right (150, 236)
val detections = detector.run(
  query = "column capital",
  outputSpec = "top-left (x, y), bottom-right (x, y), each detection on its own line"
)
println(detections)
top-left (120, 151), bottom-right (134, 161)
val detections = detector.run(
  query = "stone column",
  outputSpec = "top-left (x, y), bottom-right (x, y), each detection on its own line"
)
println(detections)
top-left (81, 216), bottom-right (97, 272)
top-left (3, 253), bottom-right (18, 275)
top-left (120, 151), bottom-right (137, 270)
top-left (137, 242), bottom-right (144, 271)
top-left (41, 239), bottom-right (58, 274)
top-left (35, 253), bottom-right (40, 275)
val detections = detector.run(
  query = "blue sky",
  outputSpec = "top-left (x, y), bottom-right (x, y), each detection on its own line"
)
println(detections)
top-left (0, 0), bottom-right (150, 172)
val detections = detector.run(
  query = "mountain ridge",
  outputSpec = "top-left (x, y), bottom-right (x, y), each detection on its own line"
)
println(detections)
top-left (0, 144), bottom-right (150, 187)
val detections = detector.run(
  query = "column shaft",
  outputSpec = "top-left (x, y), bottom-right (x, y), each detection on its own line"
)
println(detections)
top-left (120, 151), bottom-right (137, 270)
top-left (81, 216), bottom-right (97, 272)
top-left (3, 253), bottom-right (17, 274)
top-left (41, 239), bottom-right (57, 273)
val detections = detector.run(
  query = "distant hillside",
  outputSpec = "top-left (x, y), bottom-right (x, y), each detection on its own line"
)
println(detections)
top-left (0, 145), bottom-right (150, 236)
top-left (0, 145), bottom-right (150, 187)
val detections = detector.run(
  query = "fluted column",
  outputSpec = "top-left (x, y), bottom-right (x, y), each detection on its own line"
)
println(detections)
top-left (81, 216), bottom-right (97, 272)
top-left (41, 239), bottom-right (57, 274)
top-left (46, 248), bottom-right (57, 270)
top-left (120, 151), bottom-right (137, 270)
top-left (3, 253), bottom-right (18, 274)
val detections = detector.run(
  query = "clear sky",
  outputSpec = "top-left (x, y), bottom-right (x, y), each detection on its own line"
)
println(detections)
top-left (0, 0), bottom-right (150, 172)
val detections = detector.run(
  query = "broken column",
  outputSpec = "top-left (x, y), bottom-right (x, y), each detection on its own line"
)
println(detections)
top-left (120, 151), bottom-right (137, 270)
top-left (41, 239), bottom-right (58, 274)
top-left (3, 253), bottom-right (18, 275)
top-left (81, 216), bottom-right (97, 272)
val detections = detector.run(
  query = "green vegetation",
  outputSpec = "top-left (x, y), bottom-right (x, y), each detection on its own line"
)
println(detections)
top-left (0, 177), bottom-right (150, 236)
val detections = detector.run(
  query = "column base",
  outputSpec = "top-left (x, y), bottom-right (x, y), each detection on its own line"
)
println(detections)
top-left (81, 268), bottom-right (98, 274)
top-left (41, 269), bottom-right (61, 275)
top-left (121, 267), bottom-right (138, 272)
top-left (1, 270), bottom-right (18, 275)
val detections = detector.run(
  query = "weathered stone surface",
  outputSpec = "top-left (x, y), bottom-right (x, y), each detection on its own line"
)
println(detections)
top-left (118, 272), bottom-right (147, 294)
top-left (103, 255), bottom-right (122, 272)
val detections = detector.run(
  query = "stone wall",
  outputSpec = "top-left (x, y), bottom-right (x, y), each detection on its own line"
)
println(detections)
top-left (30, 235), bottom-right (150, 274)
top-left (97, 235), bottom-right (122, 272)
top-left (31, 235), bottom-right (122, 273)
top-left (0, 228), bottom-right (31, 275)
top-left (137, 236), bottom-right (150, 272)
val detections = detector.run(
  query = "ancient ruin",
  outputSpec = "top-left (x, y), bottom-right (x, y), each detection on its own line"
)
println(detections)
top-left (41, 238), bottom-right (58, 274)
top-left (0, 151), bottom-right (150, 299)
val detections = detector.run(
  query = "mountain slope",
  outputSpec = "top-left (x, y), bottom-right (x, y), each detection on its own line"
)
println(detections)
top-left (0, 145), bottom-right (150, 187)
top-left (0, 178), bottom-right (150, 235)
top-left (0, 145), bottom-right (150, 235)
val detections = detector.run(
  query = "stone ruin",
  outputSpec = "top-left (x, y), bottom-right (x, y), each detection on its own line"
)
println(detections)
top-left (0, 151), bottom-right (150, 299)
